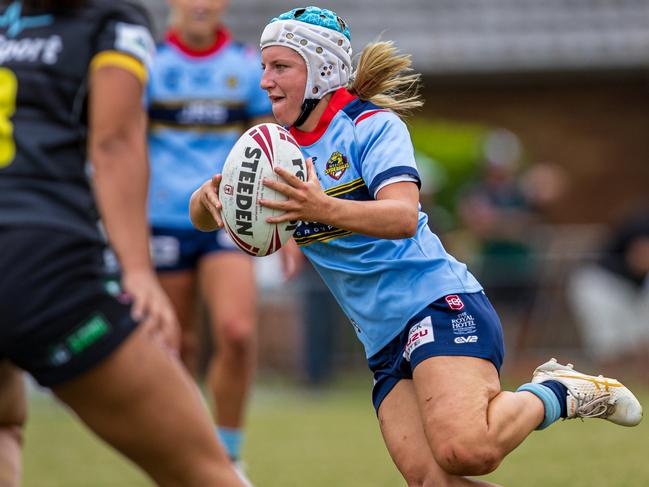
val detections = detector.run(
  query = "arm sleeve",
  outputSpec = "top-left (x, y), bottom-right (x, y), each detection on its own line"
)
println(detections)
top-left (356, 112), bottom-right (421, 197)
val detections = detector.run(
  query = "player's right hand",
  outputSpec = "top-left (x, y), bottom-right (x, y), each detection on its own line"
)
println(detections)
top-left (121, 268), bottom-right (180, 354)
top-left (190, 174), bottom-right (223, 231)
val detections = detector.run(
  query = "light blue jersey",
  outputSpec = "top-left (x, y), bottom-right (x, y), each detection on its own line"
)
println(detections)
top-left (147, 29), bottom-right (272, 228)
top-left (289, 88), bottom-right (483, 358)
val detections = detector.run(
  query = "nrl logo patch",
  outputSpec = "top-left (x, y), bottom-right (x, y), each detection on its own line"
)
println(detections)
top-left (324, 151), bottom-right (349, 180)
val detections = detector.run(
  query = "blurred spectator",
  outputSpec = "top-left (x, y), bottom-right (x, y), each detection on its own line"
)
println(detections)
top-left (568, 210), bottom-right (649, 372)
top-left (415, 149), bottom-right (455, 235)
top-left (520, 161), bottom-right (569, 212)
top-left (457, 130), bottom-right (569, 353)
top-left (457, 130), bottom-right (539, 338)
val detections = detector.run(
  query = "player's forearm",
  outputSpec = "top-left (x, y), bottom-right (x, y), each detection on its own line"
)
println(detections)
top-left (91, 137), bottom-right (152, 274)
top-left (322, 196), bottom-right (418, 239)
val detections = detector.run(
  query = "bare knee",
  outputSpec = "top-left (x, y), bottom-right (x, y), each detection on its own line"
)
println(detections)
top-left (215, 317), bottom-right (255, 357)
top-left (433, 439), bottom-right (502, 476)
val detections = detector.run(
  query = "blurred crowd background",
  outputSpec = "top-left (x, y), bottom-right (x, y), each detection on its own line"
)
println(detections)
top-left (139, 0), bottom-right (649, 385)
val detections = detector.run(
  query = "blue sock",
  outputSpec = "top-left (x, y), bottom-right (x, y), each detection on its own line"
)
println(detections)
top-left (216, 427), bottom-right (242, 461)
top-left (540, 380), bottom-right (568, 418)
top-left (517, 382), bottom-right (563, 430)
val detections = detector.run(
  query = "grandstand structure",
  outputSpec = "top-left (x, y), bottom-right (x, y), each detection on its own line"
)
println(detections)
top-left (141, 0), bottom-right (649, 75)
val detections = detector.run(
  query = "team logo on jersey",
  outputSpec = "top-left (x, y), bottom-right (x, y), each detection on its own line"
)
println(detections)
top-left (403, 316), bottom-right (434, 362)
top-left (227, 76), bottom-right (239, 88)
top-left (325, 151), bottom-right (349, 180)
top-left (445, 294), bottom-right (465, 311)
top-left (162, 67), bottom-right (182, 90)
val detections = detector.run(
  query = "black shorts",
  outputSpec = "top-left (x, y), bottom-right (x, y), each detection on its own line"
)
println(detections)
top-left (0, 227), bottom-right (138, 387)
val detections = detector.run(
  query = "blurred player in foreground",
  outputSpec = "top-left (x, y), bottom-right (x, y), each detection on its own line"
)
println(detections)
top-left (146, 0), bottom-right (272, 475)
top-left (0, 0), bottom-right (245, 485)
top-left (190, 6), bottom-right (643, 485)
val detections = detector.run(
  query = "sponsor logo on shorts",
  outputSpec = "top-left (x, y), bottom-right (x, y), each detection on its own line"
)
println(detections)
top-left (451, 312), bottom-right (477, 335)
top-left (445, 294), bottom-right (464, 310)
top-left (403, 316), bottom-right (434, 362)
top-left (48, 313), bottom-right (111, 366)
top-left (151, 235), bottom-right (181, 267)
top-left (454, 335), bottom-right (478, 344)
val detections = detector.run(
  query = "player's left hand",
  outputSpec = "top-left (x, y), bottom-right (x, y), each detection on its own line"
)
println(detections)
top-left (261, 157), bottom-right (329, 223)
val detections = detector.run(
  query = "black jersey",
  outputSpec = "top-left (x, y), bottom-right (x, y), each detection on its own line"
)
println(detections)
top-left (0, 0), bottom-right (154, 240)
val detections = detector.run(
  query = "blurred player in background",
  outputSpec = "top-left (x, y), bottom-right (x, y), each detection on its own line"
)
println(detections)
top-left (190, 6), bottom-right (643, 485)
top-left (0, 0), bottom-right (246, 485)
top-left (569, 208), bottom-right (649, 374)
top-left (146, 0), bottom-right (272, 475)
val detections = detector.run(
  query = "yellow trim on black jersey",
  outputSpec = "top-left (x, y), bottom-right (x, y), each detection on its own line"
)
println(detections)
top-left (324, 177), bottom-right (366, 198)
top-left (90, 51), bottom-right (147, 84)
top-left (294, 228), bottom-right (353, 246)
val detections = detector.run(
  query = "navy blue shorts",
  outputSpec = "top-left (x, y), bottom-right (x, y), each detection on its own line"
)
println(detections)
top-left (368, 292), bottom-right (505, 412)
top-left (150, 226), bottom-right (241, 272)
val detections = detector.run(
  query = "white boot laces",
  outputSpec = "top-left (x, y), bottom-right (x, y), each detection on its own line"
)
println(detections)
top-left (570, 390), bottom-right (614, 419)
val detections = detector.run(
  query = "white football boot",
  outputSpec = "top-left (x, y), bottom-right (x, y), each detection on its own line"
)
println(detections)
top-left (531, 358), bottom-right (643, 426)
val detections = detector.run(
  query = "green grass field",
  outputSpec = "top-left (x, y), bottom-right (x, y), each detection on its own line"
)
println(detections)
top-left (23, 375), bottom-right (649, 487)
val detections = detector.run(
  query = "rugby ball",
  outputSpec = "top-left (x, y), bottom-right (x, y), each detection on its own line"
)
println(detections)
top-left (219, 123), bottom-right (306, 256)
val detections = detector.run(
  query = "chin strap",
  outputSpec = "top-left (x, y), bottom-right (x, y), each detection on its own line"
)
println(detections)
top-left (292, 98), bottom-right (320, 128)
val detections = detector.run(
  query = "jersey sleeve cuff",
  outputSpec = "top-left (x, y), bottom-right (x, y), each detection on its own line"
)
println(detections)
top-left (90, 51), bottom-right (147, 84)
top-left (368, 166), bottom-right (421, 197)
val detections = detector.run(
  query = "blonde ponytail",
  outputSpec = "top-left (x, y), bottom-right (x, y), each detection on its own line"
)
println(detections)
top-left (348, 41), bottom-right (423, 117)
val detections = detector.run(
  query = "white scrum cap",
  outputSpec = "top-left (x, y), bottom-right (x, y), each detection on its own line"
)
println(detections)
top-left (260, 6), bottom-right (352, 103)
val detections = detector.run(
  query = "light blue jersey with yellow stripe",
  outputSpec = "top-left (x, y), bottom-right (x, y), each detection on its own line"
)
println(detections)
top-left (147, 29), bottom-right (272, 228)
top-left (290, 88), bottom-right (483, 358)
